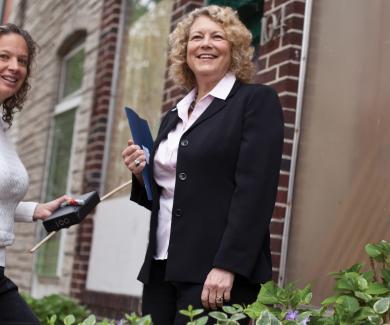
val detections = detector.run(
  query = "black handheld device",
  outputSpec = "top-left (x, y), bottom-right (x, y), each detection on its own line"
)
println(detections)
top-left (43, 191), bottom-right (101, 232)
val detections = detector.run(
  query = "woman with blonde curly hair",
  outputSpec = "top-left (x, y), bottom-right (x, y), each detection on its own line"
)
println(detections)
top-left (123, 5), bottom-right (284, 324)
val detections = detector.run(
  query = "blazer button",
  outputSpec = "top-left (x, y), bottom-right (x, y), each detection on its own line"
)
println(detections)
top-left (174, 209), bottom-right (182, 217)
top-left (180, 139), bottom-right (189, 147)
top-left (178, 172), bottom-right (187, 181)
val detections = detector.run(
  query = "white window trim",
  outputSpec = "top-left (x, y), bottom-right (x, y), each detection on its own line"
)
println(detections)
top-left (54, 95), bottom-right (81, 115)
top-left (58, 43), bottom-right (85, 101)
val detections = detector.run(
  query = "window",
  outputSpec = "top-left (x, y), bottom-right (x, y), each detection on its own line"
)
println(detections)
top-left (36, 44), bottom-right (85, 277)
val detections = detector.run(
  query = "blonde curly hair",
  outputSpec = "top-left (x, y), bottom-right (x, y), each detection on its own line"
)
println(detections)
top-left (168, 5), bottom-right (254, 90)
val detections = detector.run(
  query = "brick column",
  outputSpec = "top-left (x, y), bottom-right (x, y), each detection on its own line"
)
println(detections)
top-left (161, 0), bottom-right (204, 113)
top-left (256, 0), bottom-right (305, 282)
top-left (70, 0), bottom-right (122, 300)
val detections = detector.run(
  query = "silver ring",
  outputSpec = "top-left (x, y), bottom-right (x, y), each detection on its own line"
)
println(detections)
top-left (134, 159), bottom-right (141, 167)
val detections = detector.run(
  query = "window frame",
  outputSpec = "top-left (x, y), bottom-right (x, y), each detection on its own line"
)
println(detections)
top-left (36, 43), bottom-right (85, 278)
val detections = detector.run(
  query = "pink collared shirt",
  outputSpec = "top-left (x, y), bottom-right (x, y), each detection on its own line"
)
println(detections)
top-left (153, 72), bottom-right (236, 259)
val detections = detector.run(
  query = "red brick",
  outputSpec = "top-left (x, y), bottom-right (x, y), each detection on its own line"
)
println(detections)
top-left (273, 205), bottom-right (286, 219)
top-left (272, 270), bottom-right (279, 282)
top-left (279, 62), bottom-right (300, 78)
top-left (271, 237), bottom-right (282, 252)
top-left (162, 101), bottom-right (175, 113)
top-left (270, 221), bottom-right (284, 236)
top-left (279, 94), bottom-right (297, 109)
top-left (263, 0), bottom-right (273, 13)
top-left (283, 109), bottom-right (295, 124)
top-left (258, 57), bottom-right (267, 70)
top-left (285, 1), bottom-right (305, 16)
top-left (278, 173), bottom-right (290, 188)
top-left (255, 68), bottom-right (277, 84)
top-left (282, 30), bottom-right (303, 47)
top-left (260, 37), bottom-right (280, 55)
top-left (276, 189), bottom-right (288, 203)
top-left (271, 253), bottom-right (281, 268)
top-left (269, 47), bottom-right (295, 66)
top-left (285, 15), bottom-right (304, 31)
top-left (165, 78), bottom-right (175, 89)
top-left (270, 78), bottom-right (298, 93)
top-left (281, 157), bottom-right (291, 172)
top-left (172, 8), bottom-right (185, 23)
top-left (282, 141), bottom-right (293, 157)
top-left (169, 86), bottom-right (186, 99)
top-left (275, 0), bottom-right (291, 7)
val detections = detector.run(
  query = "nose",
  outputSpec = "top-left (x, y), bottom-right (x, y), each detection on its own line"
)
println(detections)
top-left (200, 35), bottom-right (212, 48)
top-left (7, 57), bottom-right (20, 71)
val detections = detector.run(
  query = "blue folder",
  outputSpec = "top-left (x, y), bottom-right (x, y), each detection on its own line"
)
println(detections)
top-left (125, 107), bottom-right (154, 201)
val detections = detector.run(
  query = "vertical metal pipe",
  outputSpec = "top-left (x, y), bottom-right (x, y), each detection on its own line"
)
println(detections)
top-left (278, 0), bottom-right (314, 286)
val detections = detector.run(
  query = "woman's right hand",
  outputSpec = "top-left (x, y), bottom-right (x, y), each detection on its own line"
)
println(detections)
top-left (122, 139), bottom-right (146, 180)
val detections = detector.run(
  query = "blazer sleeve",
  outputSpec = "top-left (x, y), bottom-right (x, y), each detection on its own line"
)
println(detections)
top-left (130, 175), bottom-right (152, 210)
top-left (213, 85), bottom-right (284, 278)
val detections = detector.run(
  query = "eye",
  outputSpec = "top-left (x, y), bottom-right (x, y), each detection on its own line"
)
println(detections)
top-left (18, 58), bottom-right (28, 66)
top-left (213, 34), bottom-right (225, 40)
top-left (190, 34), bottom-right (202, 41)
top-left (0, 53), bottom-right (9, 60)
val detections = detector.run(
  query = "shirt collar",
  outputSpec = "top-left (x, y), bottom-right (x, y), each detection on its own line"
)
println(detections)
top-left (208, 71), bottom-right (236, 100)
top-left (175, 72), bottom-right (236, 114)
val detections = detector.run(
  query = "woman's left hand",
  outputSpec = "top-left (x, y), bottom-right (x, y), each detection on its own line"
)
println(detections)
top-left (201, 268), bottom-right (235, 310)
top-left (33, 195), bottom-right (70, 221)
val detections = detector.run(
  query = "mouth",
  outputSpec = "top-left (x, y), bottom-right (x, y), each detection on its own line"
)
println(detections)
top-left (1, 75), bottom-right (19, 85)
top-left (197, 54), bottom-right (217, 59)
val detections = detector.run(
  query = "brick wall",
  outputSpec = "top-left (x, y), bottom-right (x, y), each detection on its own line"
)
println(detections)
top-left (256, 0), bottom-right (305, 283)
top-left (70, 0), bottom-right (122, 301)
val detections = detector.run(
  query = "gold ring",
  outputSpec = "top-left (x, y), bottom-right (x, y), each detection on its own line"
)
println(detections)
top-left (216, 296), bottom-right (223, 304)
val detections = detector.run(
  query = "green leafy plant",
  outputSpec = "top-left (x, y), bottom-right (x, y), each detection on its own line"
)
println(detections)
top-left (179, 305), bottom-right (209, 325)
top-left (182, 240), bottom-right (390, 325)
top-left (244, 281), bottom-right (315, 324)
top-left (124, 312), bottom-right (152, 325)
top-left (22, 293), bottom-right (90, 325)
top-left (24, 240), bottom-right (390, 325)
top-left (209, 305), bottom-right (246, 324)
top-left (317, 240), bottom-right (390, 324)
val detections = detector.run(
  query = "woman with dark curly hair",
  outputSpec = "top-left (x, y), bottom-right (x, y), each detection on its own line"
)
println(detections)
top-left (0, 23), bottom-right (68, 323)
top-left (122, 6), bottom-right (284, 324)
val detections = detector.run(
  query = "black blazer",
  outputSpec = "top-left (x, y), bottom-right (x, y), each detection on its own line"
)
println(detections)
top-left (131, 80), bottom-right (284, 284)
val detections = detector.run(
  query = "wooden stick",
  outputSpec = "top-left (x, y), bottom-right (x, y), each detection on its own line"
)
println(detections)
top-left (100, 179), bottom-right (132, 201)
top-left (30, 231), bottom-right (57, 253)
top-left (29, 179), bottom-right (133, 253)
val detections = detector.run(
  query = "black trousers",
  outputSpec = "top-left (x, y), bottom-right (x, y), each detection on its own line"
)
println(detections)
top-left (0, 267), bottom-right (40, 325)
top-left (142, 260), bottom-right (259, 325)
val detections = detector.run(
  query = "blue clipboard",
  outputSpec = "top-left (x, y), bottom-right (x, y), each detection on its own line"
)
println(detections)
top-left (125, 107), bottom-right (153, 201)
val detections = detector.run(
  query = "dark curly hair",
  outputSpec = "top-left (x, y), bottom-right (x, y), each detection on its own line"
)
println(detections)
top-left (0, 23), bottom-right (37, 127)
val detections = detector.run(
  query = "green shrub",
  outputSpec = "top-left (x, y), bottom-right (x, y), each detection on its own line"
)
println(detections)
top-left (22, 293), bottom-right (90, 325)
top-left (23, 240), bottom-right (390, 324)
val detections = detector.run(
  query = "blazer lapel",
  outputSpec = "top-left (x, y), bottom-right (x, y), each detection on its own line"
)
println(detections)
top-left (184, 80), bottom-right (242, 134)
top-left (153, 108), bottom-right (180, 152)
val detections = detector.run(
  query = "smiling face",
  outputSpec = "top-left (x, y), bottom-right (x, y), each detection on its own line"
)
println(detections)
top-left (186, 15), bottom-right (231, 87)
top-left (0, 33), bottom-right (28, 103)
